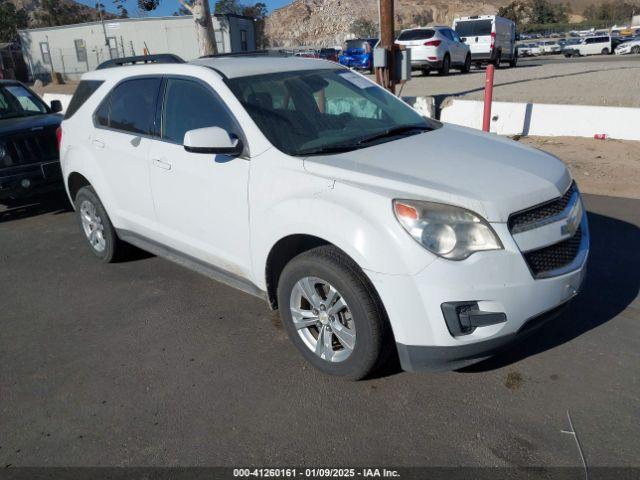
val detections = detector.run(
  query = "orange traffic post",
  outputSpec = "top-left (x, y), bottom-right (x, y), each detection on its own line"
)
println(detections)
top-left (482, 64), bottom-right (495, 132)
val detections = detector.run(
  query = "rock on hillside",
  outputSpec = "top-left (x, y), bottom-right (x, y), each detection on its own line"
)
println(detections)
top-left (265, 0), bottom-right (505, 47)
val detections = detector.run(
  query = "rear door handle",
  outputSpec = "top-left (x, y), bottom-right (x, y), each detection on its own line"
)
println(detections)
top-left (152, 158), bottom-right (172, 171)
top-left (92, 139), bottom-right (105, 149)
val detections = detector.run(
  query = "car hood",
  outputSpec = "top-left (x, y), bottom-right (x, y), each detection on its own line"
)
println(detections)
top-left (303, 123), bottom-right (572, 222)
top-left (0, 113), bottom-right (62, 136)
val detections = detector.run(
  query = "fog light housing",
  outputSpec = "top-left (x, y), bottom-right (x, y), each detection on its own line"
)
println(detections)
top-left (441, 301), bottom-right (507, 336)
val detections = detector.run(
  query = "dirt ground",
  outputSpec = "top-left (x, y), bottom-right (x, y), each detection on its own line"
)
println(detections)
top-left (520, 136), bottom-right (640, 199)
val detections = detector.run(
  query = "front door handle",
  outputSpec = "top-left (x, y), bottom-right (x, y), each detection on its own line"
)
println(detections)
top-left (152, 158), bottom-right (172, 171)
top-left (92, 139), bottom-right (105, 149)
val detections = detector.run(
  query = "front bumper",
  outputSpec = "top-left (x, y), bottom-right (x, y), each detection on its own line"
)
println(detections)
top-left (0, 161), bottom-right (62, 200)
top-left (366, 210), bottom-right (589, 372)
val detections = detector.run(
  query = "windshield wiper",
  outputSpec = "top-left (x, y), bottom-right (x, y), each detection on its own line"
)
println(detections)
top-left (297, 143), bottom-right (361, 156)
top-left (355, 124), bottom-right (431, 145)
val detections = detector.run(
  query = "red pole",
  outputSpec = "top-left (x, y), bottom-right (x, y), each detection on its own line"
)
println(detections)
top-left (482, 64), bottom-right (495, 132)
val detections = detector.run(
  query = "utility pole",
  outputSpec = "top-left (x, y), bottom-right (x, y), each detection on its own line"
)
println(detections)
top-left (377, 0), bottom-right (398, 93)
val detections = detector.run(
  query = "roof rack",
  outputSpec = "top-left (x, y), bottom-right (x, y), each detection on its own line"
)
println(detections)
top-left (96, 54), bottom-right (185, 70)
top-left (198, 50), bottom-right (288, 59)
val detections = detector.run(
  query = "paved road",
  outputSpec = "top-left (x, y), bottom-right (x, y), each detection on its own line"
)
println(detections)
top-left (392, 54), bottom-right (640, 107)
top-left (1, 192), bottom-right (638, 468)
top-left (518, 53), bottom-right (637, 65)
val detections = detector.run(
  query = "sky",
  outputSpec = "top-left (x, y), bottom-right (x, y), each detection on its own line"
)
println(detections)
top-left (77, 0), bottom-right (292, 18)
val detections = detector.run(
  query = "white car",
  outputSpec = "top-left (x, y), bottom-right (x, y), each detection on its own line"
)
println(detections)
top-left (615, 39), bottom-right (640, 54)
top-left (564, 35), bottom-right (612, 56)
top-left (395, 26), bottom-right (471, 75)
top-left (517, 43), bottom-right (541, 57)
top-left (453, 15), bottom-right (518, 67)
top-left (539, 41), bottom-right (562, 54)
top-left (59, 55), bottom-right (589, 379)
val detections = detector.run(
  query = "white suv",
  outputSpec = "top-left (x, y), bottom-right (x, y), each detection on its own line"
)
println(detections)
top-left (60, 55), bottom-right (589, 379)
top-left (395, 26), bottom-right (471, 75)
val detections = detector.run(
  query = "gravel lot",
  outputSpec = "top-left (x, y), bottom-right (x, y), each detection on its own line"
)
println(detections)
top-left (377, 55), bottom-right (640, 108)
top-left (1, 139), bottom-right (639, 469)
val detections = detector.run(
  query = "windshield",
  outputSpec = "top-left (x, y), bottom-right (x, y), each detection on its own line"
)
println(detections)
top-left (0, 84), bottom-right (48, 119)
top-left (345, 40), bottom-right (371, 51)
top-left (227, 68), bottom-right (438, 156)
top-left (454, 20), bottom-right (493, 37)
top-left (397, 29), bottom-right (435, 41)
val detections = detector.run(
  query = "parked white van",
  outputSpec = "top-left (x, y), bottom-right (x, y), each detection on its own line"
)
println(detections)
top-left (453, 15), bottom-right (518, 68)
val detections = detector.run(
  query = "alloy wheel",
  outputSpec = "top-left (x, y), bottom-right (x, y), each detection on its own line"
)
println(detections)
top-left (289, 276), bottom-right (356, 363)
top-left (79, 200), bottom-right (106, 252)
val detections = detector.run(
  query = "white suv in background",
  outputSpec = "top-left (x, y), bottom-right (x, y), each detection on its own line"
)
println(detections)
top-left (59, 55), bottom-right (588, 379)
top-left (395, 26), bottom-right (471, 75)
top-left (564, 35), bottom-right (612, 56)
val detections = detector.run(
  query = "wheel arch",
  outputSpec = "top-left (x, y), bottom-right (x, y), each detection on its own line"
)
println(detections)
top-left (67, 171), bottom-right (92, 204)
top-left (264, 234), bottom-right (332, 309)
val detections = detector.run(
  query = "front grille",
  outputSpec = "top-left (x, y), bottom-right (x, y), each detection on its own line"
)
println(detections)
top-left (523, 226), bottom-right (582, 277)
top-left (508, 182), bottom-right (576, 233)
top-left (3, 129), bottom-right (58, 167)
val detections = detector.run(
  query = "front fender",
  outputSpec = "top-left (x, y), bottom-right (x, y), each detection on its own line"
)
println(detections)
top-left (251, 179), bottom-right (436, 290)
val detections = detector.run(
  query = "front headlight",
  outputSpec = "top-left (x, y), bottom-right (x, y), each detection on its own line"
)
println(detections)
top-left (393, 199), bottom-right (503, 260)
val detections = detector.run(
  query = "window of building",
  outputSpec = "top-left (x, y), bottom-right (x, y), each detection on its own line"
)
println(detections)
top-left (107, 37), bottom-right (119, 59)
top-left (75, 39), bottom-right (87, 63)
top-left (240, 30), bottom-right (248, 52)
top-left (40, 42), bottom-right (51, 65)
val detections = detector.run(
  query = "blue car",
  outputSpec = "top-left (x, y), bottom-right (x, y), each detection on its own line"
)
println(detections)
top-left (339, 38), bottom-right (378, 72)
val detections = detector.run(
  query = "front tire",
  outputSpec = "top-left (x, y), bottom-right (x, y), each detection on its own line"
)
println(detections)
top-left (277, 246), bottom-right (390, 380)
top-left (75, 186), bottom-right (128, 263)
top-left (601, 47), bottom-right (610, 55)
top-left (632, 46), bottom-right (640, 54)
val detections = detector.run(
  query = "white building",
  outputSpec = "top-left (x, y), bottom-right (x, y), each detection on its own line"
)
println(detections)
top-left (19, 14), bottom-right (256, 82)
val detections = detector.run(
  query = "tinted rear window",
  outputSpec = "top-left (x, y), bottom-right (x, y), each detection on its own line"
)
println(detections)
top-left (65, 80), bottom-right (104, 119)
top-left (94, 77), bottom-right (161, 135)
top-left (397, 29), bottom-right (435, 41)
top-left (454, 20), bottom-right (492, 37)
top-left (345, 40), bottom-right (368, 50)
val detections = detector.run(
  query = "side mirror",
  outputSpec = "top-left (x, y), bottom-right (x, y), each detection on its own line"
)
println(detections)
top-left (50, 100), bottom-right (63, 113)
top-left (183, 126), bottom-right (243, 156)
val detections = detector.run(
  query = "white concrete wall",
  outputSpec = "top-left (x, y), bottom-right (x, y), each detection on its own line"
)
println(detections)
top-left (414, 98), bottom-right (640, 141)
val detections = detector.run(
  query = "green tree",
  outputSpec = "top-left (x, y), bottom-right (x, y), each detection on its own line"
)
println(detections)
top-left (214, 0), bottom-right (242, 14)
top-left (242, 2), bottom-right (268, 49)
top-left (497, 0), bottom-right (531, 25)
top-left (351, 17), bottom-right (377, 38)
top-left (0, 3), bottom-right (28, 42)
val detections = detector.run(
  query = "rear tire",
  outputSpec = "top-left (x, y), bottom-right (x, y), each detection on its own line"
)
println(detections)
top-left (421, 68), bottom-right (430, 76)
top-left (277, 245), bottom-right (391, 380)
top-left (461, 54), bottom-right (471, 73)
top-left (509, 52), bottom-right (518, 68)
top-left (632, 46), bottom-right (640, 54)
top-left (75, 186), bottom-right (129, 263)
top-left (492, 51), bottom-right (502, 67)
top-left (601, 47), bottom-right (610, 55)
top-left (438, 54), bottom-right (450, 75)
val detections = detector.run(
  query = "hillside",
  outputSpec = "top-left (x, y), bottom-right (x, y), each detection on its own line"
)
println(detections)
top-left (7, 0), bottom-right (115, 28)
top-left (264, 0), bottom-right (599, 47)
